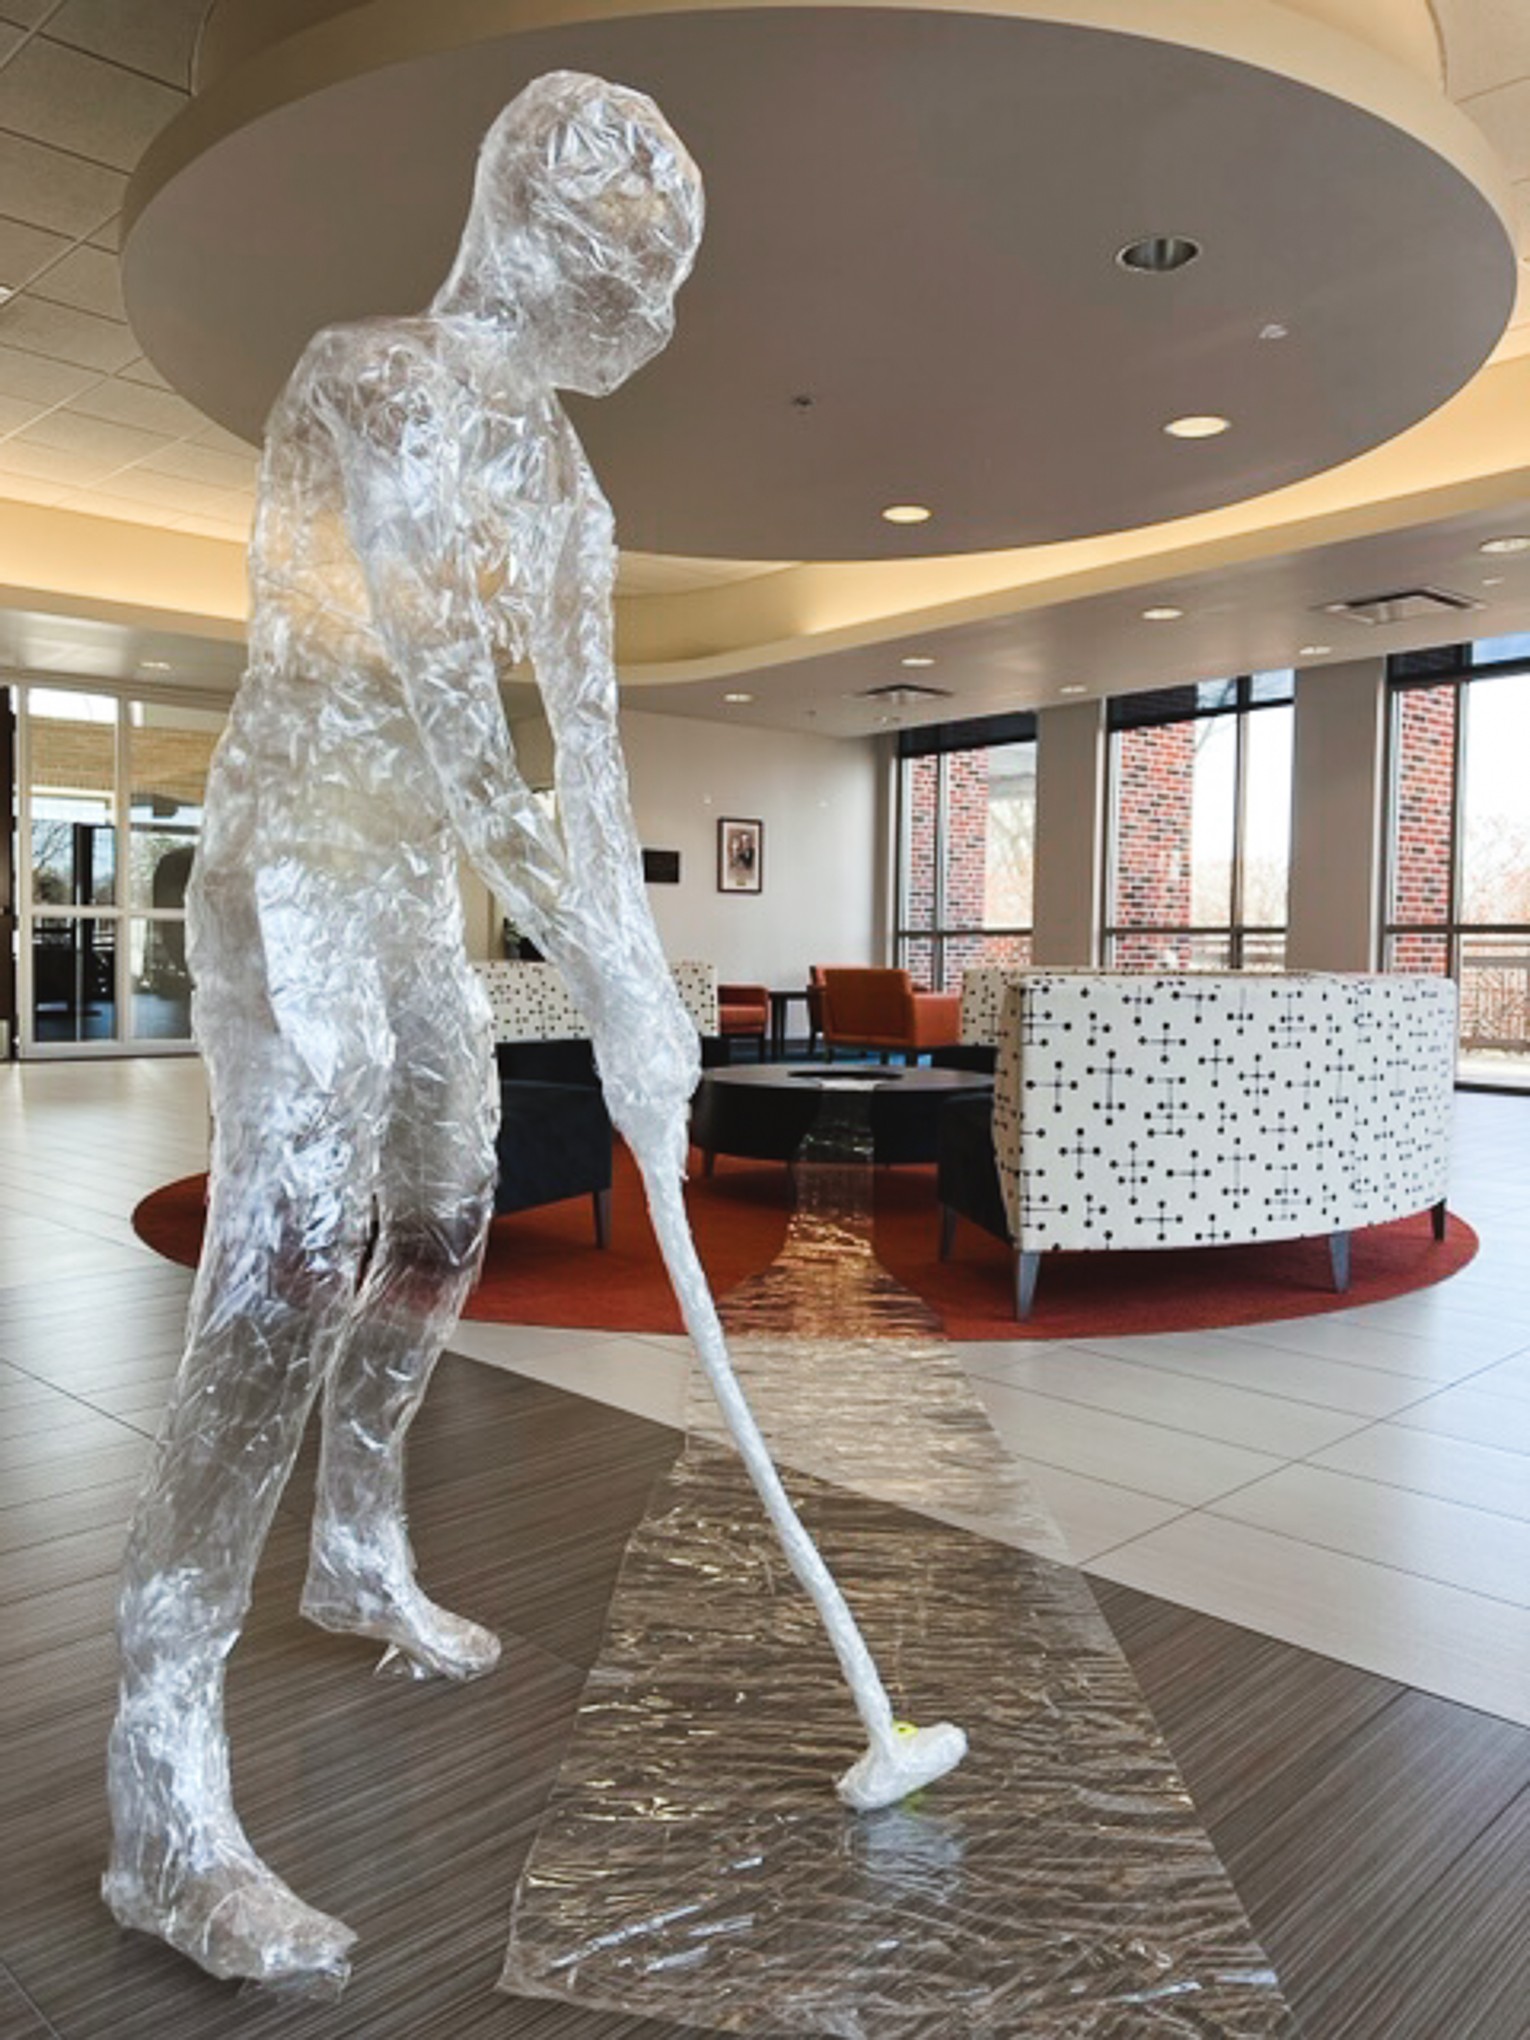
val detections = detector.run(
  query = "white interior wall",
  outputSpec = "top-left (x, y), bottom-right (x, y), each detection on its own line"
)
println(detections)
top-left (460, 706), bottom-right (881, 986)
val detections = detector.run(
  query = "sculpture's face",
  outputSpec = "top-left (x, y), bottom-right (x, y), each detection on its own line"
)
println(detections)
top-left (471, 74), bottom-right (704, 396)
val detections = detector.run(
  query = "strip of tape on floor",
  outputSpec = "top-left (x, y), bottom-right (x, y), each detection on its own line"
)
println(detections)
top-left (501, 1085), bottom-right (1295, 2036)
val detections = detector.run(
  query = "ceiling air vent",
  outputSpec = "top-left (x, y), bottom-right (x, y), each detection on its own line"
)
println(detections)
top-left (856, 682), bottom-right (954, 706)
top-left (1321, 586), bottom-right (1482, 627)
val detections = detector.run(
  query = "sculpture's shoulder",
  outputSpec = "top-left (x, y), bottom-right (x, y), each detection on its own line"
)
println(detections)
top-left (279, 315), bottom-right (462, 457)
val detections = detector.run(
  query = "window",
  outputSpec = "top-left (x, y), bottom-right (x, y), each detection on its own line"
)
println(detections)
top-left (1385, 643), bottom-right (1530, 1087)
top-left (896, 713), bottom-right (1036, 991)
top-left (15, 685), bottom-right (222, 1055)
top-left (1105, 674), bottom-right (1293, 970)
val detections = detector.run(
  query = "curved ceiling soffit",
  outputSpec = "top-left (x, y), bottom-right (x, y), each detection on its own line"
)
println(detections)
top-left (122, 0), bottom-right (1518, 669)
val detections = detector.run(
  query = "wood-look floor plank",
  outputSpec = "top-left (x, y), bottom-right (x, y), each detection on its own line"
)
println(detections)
top-left (1098, 1580), bottom-right (1530, 2040)
top-left (0, 1960), bottom-right (60, 2040)
top-left (4, 1273), bottom-right (1528, 2039)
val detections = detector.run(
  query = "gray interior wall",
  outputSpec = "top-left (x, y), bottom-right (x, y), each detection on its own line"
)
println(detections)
top-left (1286, 656), bottom-right (1387, 972)
top-left (1032, 698), bottom-right (1105, 965)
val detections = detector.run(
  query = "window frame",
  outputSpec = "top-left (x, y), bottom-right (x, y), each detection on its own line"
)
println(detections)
top-left (1382, 644), bottom-right (1530, 1088)
top-left (893, 710), bottom-right (1037, 991)
top-left (1102, 672), bottom-right (1294, 971)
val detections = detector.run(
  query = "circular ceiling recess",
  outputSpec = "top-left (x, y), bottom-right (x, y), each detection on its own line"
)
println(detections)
top-left (123, 3), bottom-right (1516, 559)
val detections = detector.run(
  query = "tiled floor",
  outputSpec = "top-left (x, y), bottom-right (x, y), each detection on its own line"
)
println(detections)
top-left (6, 1058), bottom-right (1528, 1728)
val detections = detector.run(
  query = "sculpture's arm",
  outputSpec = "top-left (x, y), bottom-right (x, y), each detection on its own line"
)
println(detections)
top-left (521, 452), bottom-right (701, 1166)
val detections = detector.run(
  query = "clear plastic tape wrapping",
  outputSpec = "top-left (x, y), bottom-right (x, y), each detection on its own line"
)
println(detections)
top-left (503, 1082), bottom-right (1296, 2037)
top-left (103, 71), bottom-right (796, 1994)
top-left (104, 71), bottom-right (958, 1996)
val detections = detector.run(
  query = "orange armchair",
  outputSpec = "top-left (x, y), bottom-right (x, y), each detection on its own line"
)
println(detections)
top-left (718, 982), bottom-right (770, 1058)
top-left (818, 967), bottom-right (960, 1060)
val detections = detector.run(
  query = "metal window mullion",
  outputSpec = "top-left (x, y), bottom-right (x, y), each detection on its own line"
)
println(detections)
top-left (14, 682), bottom-right (30, 1052)
top-left (1229, 696), bottom-right (1249, 968)
top-left (115, 696), bottom-right (131, 1041)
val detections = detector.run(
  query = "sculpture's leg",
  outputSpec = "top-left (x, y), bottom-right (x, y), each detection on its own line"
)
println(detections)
top-left (105, 1039), bottom-right (377, 1988)
top-left (303, 984), bottom-right (500, 1681)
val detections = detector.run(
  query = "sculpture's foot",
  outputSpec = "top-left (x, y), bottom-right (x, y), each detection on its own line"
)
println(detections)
top-left (301, 1564), bottom-right (501, 1682)
top-left (836, 1721), bottom-right (968, 1812)
top-left (102, 1845), bottom-right (354, 1992)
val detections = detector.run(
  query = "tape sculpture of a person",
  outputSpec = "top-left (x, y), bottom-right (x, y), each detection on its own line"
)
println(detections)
top-left (103, 72), bottom-right (965, 1992)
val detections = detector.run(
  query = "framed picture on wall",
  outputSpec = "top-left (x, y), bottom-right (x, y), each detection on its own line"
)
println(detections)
top-left (717, 816), bottom-right (763, 894)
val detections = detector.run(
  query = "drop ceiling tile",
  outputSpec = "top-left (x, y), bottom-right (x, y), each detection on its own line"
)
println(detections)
top-left (29, 242), bottom-right (125, 321)
top-left (0, 295), bottom-right (137, 372)
top-left (190, 418), bottom-right (259, 455)
top-left (87, 212), bottom-right (122, 252)
top-left (67, 376), bottom-right (207, 436)
top-left (18, 408), bottom-right (167, 467)
top-left (0, 338), bottom-right (98, 405)
top-left (1461, 77), bottom-right (1530, 181)
top-left (44, 0), bottom-right (209, 89)
top-left (0, 471), bottom-right (68, 508)
top-left (0, 132), bottom-right (124, 239)
top-left (0, 21), bottom-right (23, 60)
top-left (92, 468), bottom-right (252, 520)
top-left (117, 355), bottom-right (169, 389)
top-left (0, 2), bottom-right (58, 26)
top-left (1438, 0), bottom-right (1530, 103)
top-left (138, 440), bottom-right (257, 490)
top-left (0, 437), bottom-right (110, 485)
top-left (0, 390), bottom-right (47, 432)
top-left (51, 485), bottom-right (179, 531)
top-left (0, 215), bottom-right (72, 290)
top-left (0, 38), bottom-right (184, 172)
top-left (1514, 177), bottom-right (1530, 258)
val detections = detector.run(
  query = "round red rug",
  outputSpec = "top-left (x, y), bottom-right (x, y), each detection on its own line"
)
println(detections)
top-left (133, 1147), bottom-right (1477, 1341)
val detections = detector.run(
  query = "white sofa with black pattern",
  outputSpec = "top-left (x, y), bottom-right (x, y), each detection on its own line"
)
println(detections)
top-left (938, 971), bottom-right (1457, 1318)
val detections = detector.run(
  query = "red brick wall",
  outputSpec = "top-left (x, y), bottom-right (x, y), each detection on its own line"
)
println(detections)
top-left (942, 749), bottom-right (990, 931)
top-left (903, 755), bottom-right (939, 933)
top-left (1110, 722), bottom-right (1195, 966)
top-left (1390, 685), bottom-right (1455, 941)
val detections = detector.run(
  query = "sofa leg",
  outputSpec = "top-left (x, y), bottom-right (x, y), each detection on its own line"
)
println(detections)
top-left (939, 1204), bottom-right (957, 1261)
top-left (593, 1187), bottom-right (612, 1249)
top-left (1432, 1198), bottom-right (1448, 1242)
top-left (1329, 1229), bottom-right (1351, 1293)
top-left (1016, 1250), bottom-right (1040, 1320)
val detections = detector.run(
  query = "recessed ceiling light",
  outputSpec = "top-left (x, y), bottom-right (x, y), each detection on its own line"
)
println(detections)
top-left (722, 690), bottom-right (754, 703)
top-left (1164, 414), bottom-right (1231, 439)
top-left (1297, 645), bottom-right (1331, 659)
top-left (1258, 321), bottom-right (1289, 342)
top-left (1058, 684), bottom-right (1087, 695)
top-left (1142, 605), bottom-right (1184, 622)
top-left (882, 503), bottom-right (932, 525)
top-left (1117, 234), bottom-right (1200, 275)
top-left (900, 654), bottom-right (936, 668)
top-left (1478, 535), bottom-right (1530, 555)
top-left (0, 286), bottom-right (13, 305)
top-left (1482, 575), bottom-right (1505, 587)
top-left (138, 659), bottom-right (172, 672)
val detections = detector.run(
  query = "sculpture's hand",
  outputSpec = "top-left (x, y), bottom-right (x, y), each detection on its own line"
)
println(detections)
top-left (584, 977), bottom-right (699, 1184)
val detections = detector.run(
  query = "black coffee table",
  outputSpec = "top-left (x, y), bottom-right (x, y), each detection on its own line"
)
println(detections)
top-left (691, 1063), bottom-right (991, 1170)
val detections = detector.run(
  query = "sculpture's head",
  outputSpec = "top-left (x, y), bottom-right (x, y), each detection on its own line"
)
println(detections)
top-left (442, 71), bottom-right (704, 395)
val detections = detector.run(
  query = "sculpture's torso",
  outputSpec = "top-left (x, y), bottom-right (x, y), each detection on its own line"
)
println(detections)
top-left (193, 314), bottom-right (614, 989)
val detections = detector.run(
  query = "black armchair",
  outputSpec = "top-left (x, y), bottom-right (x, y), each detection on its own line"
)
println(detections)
top-left (493, 1075), bottom-right (613, 1247)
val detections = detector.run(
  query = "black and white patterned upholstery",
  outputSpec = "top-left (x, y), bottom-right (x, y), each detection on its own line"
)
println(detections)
top-left (959, 967), bottom-right (1027, 1047)
top-left (474, 960), bottom-right (719, 1042)
top-left (992, 973), bottom-right (1456, 1254)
